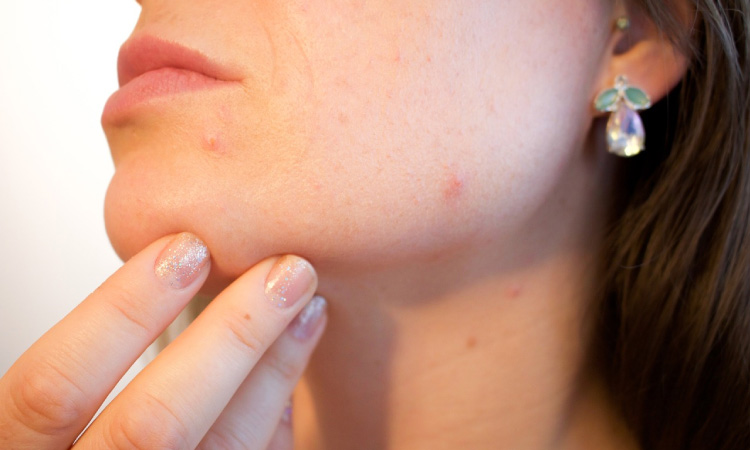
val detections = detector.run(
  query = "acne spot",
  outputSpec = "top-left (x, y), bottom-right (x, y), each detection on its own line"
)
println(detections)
top-left (244, 314), bottom-right (251, 321)
top-left (466, 336), bottom-right (477, 349)
top-left (201, 133), bottom-right (226, 156)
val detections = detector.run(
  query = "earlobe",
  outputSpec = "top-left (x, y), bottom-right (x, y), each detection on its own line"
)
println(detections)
top-left (593, 5), bottom-right (691, 118)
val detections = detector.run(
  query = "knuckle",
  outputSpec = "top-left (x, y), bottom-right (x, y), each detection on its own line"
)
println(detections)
top-left (103, 285), bottom-right (153, 338)
top-left (10, 362), bottom-right (87, 435)
top-left (222, 311), bottom-right (266, 356)
top-left (264, 350), bottom-right (305, 384)
top-left (106, 391), bottom-right (191, 450)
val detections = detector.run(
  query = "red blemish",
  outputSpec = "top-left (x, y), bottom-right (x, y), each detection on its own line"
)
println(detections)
top-left (466, 336), bottom-right (477, 349)
top-left (442, 171), bottom-right (464, 202)
top-left (202, 133), bottom-right (226, 155)
top-left (506, 285), bottom-right (523, 299)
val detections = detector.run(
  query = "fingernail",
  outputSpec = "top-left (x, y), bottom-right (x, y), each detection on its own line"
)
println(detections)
top-left (281, 397), bottom-right (293, 425)
top-left (289, 295), bottom-right (327, 340)
top-left (265, 255), bottom-right (316, 309)
top-left (154, 233), bottom-right (210, 289)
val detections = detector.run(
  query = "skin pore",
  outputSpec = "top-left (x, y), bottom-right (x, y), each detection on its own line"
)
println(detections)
top-left (103, 1), bottom-right (686, 448)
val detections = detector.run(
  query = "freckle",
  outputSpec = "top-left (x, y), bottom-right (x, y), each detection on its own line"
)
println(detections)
top-left (466, 336), bottom-right (477, 349)
top-left (244, 314), bottom-right (251, 321)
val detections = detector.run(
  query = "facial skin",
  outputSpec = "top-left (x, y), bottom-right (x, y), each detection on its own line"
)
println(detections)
top-left (104, 0), bottom-right (608, 296)
top-left (104, 1), bottom-right (689, 448)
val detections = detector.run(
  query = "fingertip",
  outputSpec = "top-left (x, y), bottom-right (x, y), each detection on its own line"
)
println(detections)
top-left (288, 295), bottom-right (328, 341)
top-left (154, 232), bottom-right (211, 290)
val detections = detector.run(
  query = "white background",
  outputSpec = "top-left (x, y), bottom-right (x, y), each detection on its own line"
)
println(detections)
top-left (0, 0), bottom-right (143, 390)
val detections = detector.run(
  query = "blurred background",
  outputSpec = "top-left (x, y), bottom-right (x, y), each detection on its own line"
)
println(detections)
top-left (0, 1), bottom-right (142, 388)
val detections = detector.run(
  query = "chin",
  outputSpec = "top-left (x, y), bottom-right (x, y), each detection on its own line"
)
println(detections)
top-left (102, 162), bottom-right (275, 297)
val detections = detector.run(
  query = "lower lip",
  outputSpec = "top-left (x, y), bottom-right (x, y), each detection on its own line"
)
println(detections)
top-left (102, 67), bottom-right (236, 124)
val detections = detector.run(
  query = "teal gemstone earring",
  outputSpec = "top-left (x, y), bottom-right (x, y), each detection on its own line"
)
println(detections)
top-left (594, 75), bottom-right (652, 157)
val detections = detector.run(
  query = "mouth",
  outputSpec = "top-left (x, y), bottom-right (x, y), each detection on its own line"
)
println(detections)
top-left (102, 34), bottom-right (244, 124)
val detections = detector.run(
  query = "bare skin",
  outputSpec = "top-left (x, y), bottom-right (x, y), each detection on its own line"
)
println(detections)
top-left (1, 0), bottom-right (689, 448)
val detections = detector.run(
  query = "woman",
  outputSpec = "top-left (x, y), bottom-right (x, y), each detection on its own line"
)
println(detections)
top-left (1, 0), bottom-right (747, 448)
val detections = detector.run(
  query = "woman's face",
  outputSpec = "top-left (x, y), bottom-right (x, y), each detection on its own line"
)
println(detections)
top-left (103, 0), bottom-right (611, 294)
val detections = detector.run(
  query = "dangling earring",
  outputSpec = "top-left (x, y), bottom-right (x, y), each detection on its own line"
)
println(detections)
top-left (594, 75), bottom-right (651, 157)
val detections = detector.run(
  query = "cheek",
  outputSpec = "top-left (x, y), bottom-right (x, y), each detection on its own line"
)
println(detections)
top-left (293, 0), bottom-right (605, 245)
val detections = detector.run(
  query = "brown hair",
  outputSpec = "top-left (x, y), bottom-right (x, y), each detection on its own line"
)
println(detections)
top-left (593, 1), bottom-right (750, 448)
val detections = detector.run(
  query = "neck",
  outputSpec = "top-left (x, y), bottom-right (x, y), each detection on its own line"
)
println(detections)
top-left (295, 252), bottom-right (638, 447)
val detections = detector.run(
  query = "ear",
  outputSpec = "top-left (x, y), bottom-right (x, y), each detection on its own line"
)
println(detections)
top-left (592, 2), bottom-right (692, 116)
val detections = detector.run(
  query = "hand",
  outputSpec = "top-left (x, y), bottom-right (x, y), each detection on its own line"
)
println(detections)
top-left (0, 232), bottom-right (328, 449)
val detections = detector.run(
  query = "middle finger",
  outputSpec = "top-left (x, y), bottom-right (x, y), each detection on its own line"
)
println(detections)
top-left (75, 254), bottom-right (318, 449)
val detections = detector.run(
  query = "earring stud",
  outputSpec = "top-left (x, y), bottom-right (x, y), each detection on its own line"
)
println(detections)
top-left (594, 75), bottom-right (652, 157)
top-left (615, 16), bottom-right (631, 31)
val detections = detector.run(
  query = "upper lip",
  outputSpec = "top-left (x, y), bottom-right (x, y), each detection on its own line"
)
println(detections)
top-left (117, 34), bottom-right (243, 87)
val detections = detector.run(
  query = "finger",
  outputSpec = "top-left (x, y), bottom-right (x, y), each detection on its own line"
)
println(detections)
top-left (199, 296), bottom-right (327, 450)
top-left (264, 408), bottom-right (294, 450)
top-left (0, 232), bottom-right (210, 449)
top-left (76, 255), bottom-right (318, 450)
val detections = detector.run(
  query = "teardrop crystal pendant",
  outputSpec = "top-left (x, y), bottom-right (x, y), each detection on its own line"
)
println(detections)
top-left (594, 75), bottom-right (651, 157)
top-left (606, 102), bottom-right (646, 157)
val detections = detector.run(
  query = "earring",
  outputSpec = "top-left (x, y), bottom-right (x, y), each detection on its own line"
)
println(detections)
top-left (594, 75), bottom-right (652, 157)
top-left (615, 16), bottom-right (631, 31)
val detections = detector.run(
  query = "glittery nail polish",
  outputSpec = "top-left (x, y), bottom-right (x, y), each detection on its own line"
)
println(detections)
top-left (289, 295), bottom-right (327, 340)
top-left (154, 233), bottom-right (210, 289)
top-left (265, 255), bottom-right (316, 309)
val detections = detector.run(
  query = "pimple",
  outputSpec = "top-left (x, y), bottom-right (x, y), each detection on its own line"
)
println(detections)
top-left (201, 133), bottom-right (226, 155)
top-left (466, 336), bottom-right (478, 349)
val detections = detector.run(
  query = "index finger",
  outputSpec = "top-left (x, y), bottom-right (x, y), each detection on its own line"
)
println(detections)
top-left (0, 232), bottom-right (210, 449)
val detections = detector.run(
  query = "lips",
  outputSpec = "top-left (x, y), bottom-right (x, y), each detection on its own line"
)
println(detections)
top-left (102, 34), bottom-right (243, 124)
